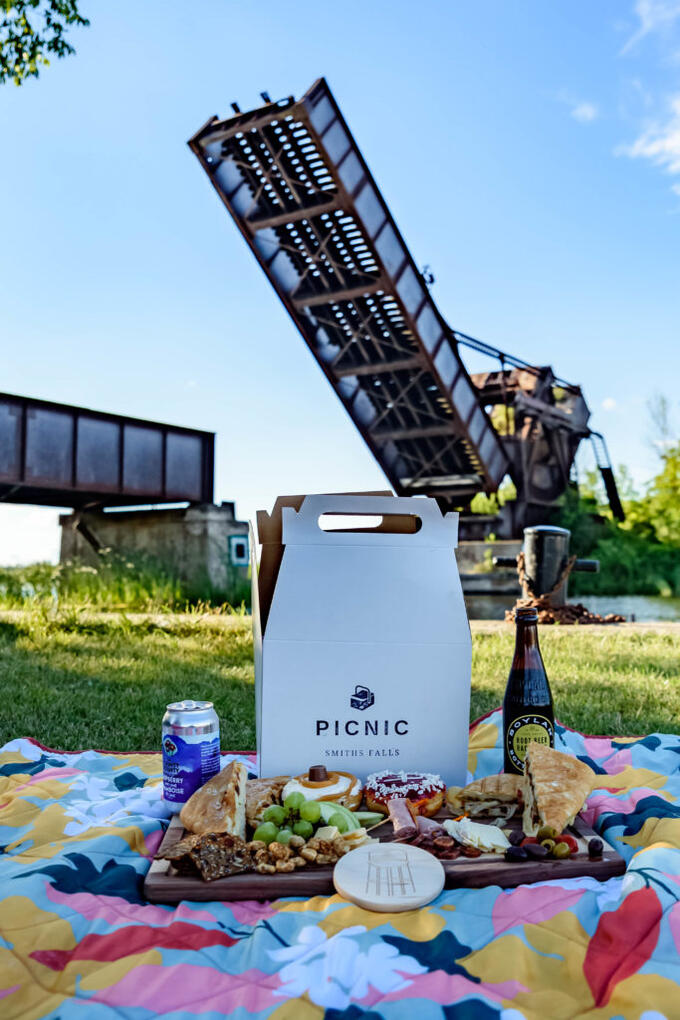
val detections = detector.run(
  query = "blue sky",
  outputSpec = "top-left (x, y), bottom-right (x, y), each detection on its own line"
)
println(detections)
top-left (1, 0), bottom-right (679, 563)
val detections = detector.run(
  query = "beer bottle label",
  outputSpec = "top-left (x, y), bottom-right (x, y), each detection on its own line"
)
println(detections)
top-left (506, 714), bottom-right (554, 771)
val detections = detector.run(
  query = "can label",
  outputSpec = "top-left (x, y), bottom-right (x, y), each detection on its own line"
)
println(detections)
top-left (162, 732), bottom-right (220, 805)
top-left (506, 714), bottom-right (554, 772)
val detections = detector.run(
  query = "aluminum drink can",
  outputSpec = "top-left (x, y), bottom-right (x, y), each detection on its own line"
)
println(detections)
top-left (162, 700), bottom-right (220, 807)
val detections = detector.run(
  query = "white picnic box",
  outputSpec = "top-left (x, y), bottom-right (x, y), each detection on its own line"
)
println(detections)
top-left (252, 493), bottom-right (471, 786)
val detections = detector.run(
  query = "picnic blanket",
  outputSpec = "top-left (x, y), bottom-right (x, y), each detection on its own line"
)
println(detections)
top-left (1, 711), bottom-right (680, 1020)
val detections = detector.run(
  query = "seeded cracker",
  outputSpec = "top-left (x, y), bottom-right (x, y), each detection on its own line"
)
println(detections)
top-left (159, 832), bottom-right (253, 881)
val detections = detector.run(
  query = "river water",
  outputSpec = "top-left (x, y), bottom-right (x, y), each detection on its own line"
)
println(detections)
top-left (465, 594), bottom-right (680, 622)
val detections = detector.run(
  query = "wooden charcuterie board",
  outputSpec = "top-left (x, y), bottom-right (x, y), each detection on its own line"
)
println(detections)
top-left (144, 811), bottom-right (625, 904)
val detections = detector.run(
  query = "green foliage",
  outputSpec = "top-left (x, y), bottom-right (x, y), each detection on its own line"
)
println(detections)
top-left (1, 0), bottom-right (88, 86)
top-left (470, 477), bottom-right (517, 516)
top-left (553, 441), bottom-right (680, 597)
top-left (0, 550), bottom-right (251, 612)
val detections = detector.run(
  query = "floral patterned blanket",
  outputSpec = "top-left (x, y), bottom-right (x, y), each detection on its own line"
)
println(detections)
top-left (2, 709), bottom-right (680, 1019)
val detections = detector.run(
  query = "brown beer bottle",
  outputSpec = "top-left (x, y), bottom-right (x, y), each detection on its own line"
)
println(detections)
top-left (503, 607), bottom-right (554, 775)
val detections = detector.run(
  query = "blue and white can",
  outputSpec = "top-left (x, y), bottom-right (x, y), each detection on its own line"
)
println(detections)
top-left (162, 700), bottom-right (220, 807)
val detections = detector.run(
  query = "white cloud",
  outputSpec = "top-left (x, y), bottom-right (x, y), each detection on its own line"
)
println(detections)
top-left (602, 397), bottom-right (617, 411)
top-left (571, 102), bottom-right (599, 123)
top-left (623, 94), bottom-right (680, 190)
top-left (621, 0), bottom-right (680, 54)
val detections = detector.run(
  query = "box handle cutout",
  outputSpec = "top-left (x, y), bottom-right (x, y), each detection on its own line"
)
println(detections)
top-left (318, 513), bottom-right (422, 535)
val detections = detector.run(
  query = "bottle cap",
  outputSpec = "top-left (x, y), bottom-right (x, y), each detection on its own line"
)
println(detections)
top-left (515, 607), bottom-right (538, 622)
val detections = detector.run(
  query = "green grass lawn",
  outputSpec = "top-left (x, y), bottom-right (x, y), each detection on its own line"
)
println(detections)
top-left (0, 610), bottom-right (678, 751)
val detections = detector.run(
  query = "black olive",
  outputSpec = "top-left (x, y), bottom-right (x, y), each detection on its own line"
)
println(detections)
top-left (508, 830), bottom-right (524, 846)
top-left (588, 838), bottom-right (604, 858)
top-left (524, 842), bottom-right (549, 859)
top-left (504, 845), bottom-right (529, 863)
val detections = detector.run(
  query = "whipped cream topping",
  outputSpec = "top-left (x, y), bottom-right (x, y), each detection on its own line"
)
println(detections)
top-left (282, 774), bottom-right (362, 804)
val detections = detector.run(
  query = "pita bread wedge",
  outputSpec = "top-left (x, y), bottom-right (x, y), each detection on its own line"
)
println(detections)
top-left (180, 761), bottom-right (248, 838)
top-left (246, 775), bottom-right (290, 827)
top-left (522, 742), bottom-right (594, 836)
top-left (447, 774), bottom-right (522, 820)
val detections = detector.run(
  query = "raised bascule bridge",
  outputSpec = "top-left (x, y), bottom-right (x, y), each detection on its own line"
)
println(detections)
top-left (189, 78), bottom-right (623, 538)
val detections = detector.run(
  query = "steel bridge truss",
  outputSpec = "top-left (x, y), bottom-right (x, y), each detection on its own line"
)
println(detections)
top-left (189, 78), bottom-right (508, 505)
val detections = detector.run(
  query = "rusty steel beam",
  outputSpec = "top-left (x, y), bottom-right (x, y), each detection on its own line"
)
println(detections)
top-left (371, 423), bottom-right (454, 442)
top-left (292, 278), bottom-right (386, 309)
top-left (333, 358), bottom-right (423, 378)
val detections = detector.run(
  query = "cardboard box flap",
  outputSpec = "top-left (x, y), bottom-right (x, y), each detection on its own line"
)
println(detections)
top-left (256, 491), bottom-right (392, 633)
top-left (281, 495), bottom-right (459, 549)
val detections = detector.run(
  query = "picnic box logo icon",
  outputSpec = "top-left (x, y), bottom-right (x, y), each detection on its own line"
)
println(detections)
top-left (350, 685), bottom-right (375, 710)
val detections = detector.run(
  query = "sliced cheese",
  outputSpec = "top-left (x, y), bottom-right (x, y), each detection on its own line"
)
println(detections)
top-left (315, 825), bottom-right (340, 841)
top-left (443, 818), bottom-right (510, 853)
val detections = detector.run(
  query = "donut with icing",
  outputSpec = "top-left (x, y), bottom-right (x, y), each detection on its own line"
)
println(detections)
top-left (365, 769), bottom-right (445, 818)
top-left (281, 765), bottom-right (363, 810)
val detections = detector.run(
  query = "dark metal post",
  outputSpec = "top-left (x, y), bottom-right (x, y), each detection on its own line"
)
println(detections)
top-left (522, 526), bottom-right (571, 606)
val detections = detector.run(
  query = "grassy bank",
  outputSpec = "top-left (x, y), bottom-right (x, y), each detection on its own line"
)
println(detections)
top-left (0, 611), bottom-right (678, 751)
top-left (0, 557), bottom-right (251, 613)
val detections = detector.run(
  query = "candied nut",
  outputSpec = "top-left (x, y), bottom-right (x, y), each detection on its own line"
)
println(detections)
top-left (316, 853), bottom-right (336, 866)
top-left (269, 842), bottom-right (292, 861)
top-left (275, 859), bottom-right (295, 873)
top-left (307, 838), bottom-right (321, 851)
top-left (333, 838), bottom-right (347, 854)
top-left (247, 840), bottom-right (266, 852)
top-left (335, 842), bottom-right (349, 856)
top-left (255, 863), bottom-right (276, 874)
top-left (254, 848), bottom-right (269, 863)
top-left (291, 855), bottom-right (306, 868)
top-left (289, 835), bottom-right (305, 849)
top-left (300, 847), bottom-right (318, 862)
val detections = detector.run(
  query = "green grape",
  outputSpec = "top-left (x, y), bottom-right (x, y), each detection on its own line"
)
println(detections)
top-left (293, 819), bottom-right (314, 838)
top-left (283, 792), bottom-right (305, 813)
top-left (328, 812), bottom-right (349, 833)
top-left (253, 821), bottom-right (278, 845)
top-left (299, 800), bottom-right (321, 824)
top-left (277, 828), bottom-right (293, 845)
top-left (262, 805), bottom-right (286, 826)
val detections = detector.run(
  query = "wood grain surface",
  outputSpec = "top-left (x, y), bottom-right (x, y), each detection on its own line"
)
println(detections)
top-left (144, 811), bottom-right (625, 904)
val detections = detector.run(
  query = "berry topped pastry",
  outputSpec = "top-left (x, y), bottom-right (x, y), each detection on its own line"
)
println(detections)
top-left (365, 769), bottom-right (445, 818)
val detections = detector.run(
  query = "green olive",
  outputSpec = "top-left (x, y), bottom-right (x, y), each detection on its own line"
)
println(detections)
top-left (537, 825), bottom-right (557, 841)
top-left (553, 841), bottom-right (571, 859)
top-left (540, 838), bottom-right (556, 852)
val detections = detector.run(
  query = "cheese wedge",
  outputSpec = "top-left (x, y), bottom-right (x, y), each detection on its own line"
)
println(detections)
top-left (443, 818), bottom-right (510, 853)
top-left (522, 742), bottom-right (594, 837)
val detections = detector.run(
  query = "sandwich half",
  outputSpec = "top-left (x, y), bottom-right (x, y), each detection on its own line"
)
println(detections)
top-left (246, 775), bottom-right (290, 828)
top-left (522, 742), bottom-right (594, 836)
top-left (180, 761), bottom-right (247, 839)
top-left (447, 774), bottom-right (522, 820)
